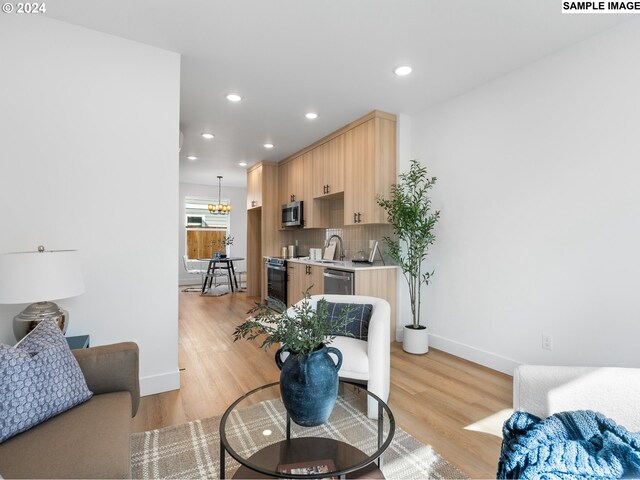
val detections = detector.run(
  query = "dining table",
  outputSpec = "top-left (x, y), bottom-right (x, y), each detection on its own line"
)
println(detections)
top-left (198, 256), bottom-right (244, 295)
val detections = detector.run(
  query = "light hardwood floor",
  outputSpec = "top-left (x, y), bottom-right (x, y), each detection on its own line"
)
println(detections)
top-left (134, 290), bottom-right (512, 479)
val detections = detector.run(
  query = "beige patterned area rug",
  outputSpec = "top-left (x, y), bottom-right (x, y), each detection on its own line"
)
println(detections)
top-left (131, 398), bottom-right (467, 479)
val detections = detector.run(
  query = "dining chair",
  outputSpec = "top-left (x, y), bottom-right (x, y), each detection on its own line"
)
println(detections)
top-left (181, 255), bottom-right (208, 292)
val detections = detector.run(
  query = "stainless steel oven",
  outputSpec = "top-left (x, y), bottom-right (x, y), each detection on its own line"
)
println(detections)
top-left (265, 257), bottom-right (287, 310)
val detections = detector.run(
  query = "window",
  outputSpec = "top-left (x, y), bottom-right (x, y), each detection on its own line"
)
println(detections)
top-left (185, 196), bottom-right (230, 259)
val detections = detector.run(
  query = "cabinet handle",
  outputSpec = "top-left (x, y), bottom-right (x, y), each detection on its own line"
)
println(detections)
top-left (357, 212), bottom-right (362, 223)
top-left (353, 212), bottom-right (357, 223)
top-left (326, 184), bottom-right (330, 194)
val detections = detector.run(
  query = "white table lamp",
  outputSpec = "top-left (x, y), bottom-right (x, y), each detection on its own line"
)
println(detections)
top-left (0, 246), bottom-right (85, 340)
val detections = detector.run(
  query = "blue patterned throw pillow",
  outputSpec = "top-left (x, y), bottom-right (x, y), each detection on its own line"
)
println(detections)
top-left (326, 302), bottom-right (373, 340)
top-left (0, 319), bottom-right (93, 443)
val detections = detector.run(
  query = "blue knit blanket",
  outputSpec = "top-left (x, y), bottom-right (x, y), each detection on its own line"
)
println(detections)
top-left (498, 410), bottom-right (640, 479)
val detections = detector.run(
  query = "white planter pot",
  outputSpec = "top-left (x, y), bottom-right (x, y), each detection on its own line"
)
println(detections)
top-left (403, 325), bottom-right (429, 355)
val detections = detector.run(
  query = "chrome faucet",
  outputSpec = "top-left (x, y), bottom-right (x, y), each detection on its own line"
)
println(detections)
top-left (327, 234), bottom-right (345, 261)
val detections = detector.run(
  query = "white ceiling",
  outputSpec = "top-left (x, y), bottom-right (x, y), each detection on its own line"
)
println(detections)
top-left (47, 1), bottom-right (629, 187)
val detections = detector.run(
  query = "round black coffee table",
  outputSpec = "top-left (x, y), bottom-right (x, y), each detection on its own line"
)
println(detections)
top-left (219, 381), bottom-right (395, 479)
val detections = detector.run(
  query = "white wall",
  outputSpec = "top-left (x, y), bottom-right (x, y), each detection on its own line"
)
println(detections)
top-left (0, 16), bottom-right (181, 395)
top-left (179, 182), bottom-right (248, 285)
top-left (407, 20), bottom-right (640, 374)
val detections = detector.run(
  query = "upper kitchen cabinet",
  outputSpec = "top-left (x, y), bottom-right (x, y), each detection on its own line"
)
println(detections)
top-left (279, 152), bottom-right (327, 229)
top-left (246, 163), bottom-right (263, 209)
top-left (344, 113), bottom-right (396, 225)
top-left (302, 151), bottom-right (328, 228)
top-left (276, 110), bottom-right (395, 228)
top-left (278, 155), bottom-right (304, 206)
top-left (312, 134), bottom-right (345, 199)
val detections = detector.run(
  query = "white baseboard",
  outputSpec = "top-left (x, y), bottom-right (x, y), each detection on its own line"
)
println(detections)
top-left (140, 369), bottom-right (181, 396)
top-left (427, 333), bottom-right (520, 376)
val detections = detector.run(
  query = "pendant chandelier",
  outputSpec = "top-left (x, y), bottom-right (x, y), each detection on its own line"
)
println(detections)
top-left (208, 176), bottom-right (232, 215)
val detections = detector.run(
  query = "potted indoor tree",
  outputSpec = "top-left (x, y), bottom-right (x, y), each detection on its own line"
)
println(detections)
top-left (233, 293), bottom-right (353, 426)
top-left (377, 159), bottom-right (440, 354)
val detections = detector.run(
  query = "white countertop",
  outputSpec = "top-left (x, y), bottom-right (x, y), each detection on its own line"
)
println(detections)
top-left (285, 257), bottom-right (398, 272)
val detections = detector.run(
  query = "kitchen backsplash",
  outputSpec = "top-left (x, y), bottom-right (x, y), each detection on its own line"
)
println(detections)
top-left (281, 199), bottom-right (394, 262)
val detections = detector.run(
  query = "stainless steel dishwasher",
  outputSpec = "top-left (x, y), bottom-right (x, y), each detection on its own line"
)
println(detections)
top-left (323, 269), bottom-right (354, 295)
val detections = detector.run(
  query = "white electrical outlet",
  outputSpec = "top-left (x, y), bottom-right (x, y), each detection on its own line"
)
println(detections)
top-left (542, 334), bottom-right (553, 351)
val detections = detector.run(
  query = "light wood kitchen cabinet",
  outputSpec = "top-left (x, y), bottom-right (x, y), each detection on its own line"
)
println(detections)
top-left (287, 262), bottom-right (324, 306)
top-left (302, 152), bottom-right (328, 229)
top-left (246, 162), bottom-right (279, 298)
top-left (355, 267), bottom-right (397, 340)
top-left (344, 115), bottom-right (396, 225)
top-left (308, 265), bottom-right (324, 296)
top-left (313, 135), bottom-right (345, 199)
top-left (279, 152), bottom-right (327, 229)
top-left (278, 156), bottom-right (304, 206)
top-left (276, 110), bottom-right (395, 229)
top-left (247, 164), bottom-right (263, 210)
top-left (278, 161), bottom-right (290, 207)
top-left (287, 263), bottom-right (305, 306)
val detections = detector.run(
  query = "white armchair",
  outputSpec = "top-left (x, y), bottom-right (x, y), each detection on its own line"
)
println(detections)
top-left (513, 365), bottom-right (640, 431)
top-left (291, 295), bottom-right (390, 411)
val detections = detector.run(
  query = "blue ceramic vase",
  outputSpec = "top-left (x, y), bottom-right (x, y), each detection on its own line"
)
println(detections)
top-left (275, 345), bottom-right (343, 427)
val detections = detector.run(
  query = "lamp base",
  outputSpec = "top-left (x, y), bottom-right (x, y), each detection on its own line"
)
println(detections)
top-left (13, 301), bottom-right (68, 341)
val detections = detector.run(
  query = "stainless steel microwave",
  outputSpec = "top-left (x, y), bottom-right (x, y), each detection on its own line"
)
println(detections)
top-left (281, 201), bottom-right (303, 227)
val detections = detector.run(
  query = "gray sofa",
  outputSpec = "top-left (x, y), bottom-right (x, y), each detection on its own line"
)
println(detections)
top-left (0, 342), bottom-right (140, 479)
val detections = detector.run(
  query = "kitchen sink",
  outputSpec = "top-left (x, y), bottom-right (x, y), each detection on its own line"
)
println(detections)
top-left (314, 259), bottom-right (337, 264)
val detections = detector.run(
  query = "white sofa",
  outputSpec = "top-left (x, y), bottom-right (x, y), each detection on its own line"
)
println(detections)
top-left (290, 295), bottom-right (391, 408)
top-left (513, 365), bottom-right (640, 431)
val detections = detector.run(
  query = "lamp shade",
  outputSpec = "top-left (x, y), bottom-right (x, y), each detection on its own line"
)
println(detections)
top-left (0, 249), bottom-right (85, 304)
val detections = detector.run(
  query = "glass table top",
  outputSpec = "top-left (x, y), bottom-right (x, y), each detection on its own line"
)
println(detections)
top-left (220, 381), bottom-right (395, 478)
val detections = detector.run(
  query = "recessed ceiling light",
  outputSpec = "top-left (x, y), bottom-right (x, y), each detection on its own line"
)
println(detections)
top-left (187, 155), bottom-right (197, 160)
top-left (305, 113), bottom-right (318, 119)
top-left (263, 143), bottom-right (274, 149)
top-left (226, 94), bottom-right (242, 102)
top-left (238, 162), bottom-right (248, 167)
top-left (201, 133), bottom-right (215, 139)
top-left (394, 65), bottom-right (413, 76)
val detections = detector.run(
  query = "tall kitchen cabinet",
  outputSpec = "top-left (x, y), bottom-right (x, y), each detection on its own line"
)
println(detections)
top-left (344, 113), bottom-right (396, 225)
top-left (246, 162), bottom-right (279, 297)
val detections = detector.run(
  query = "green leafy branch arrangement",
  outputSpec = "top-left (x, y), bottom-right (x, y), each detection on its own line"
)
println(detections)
top-left (233, 291), bottom-right (354, 356)
top-left (377, 159), bottom-right (440, 329)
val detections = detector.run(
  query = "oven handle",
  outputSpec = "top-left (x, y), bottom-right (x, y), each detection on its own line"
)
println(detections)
top-left (267, 265), bottom-right (287, 271)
